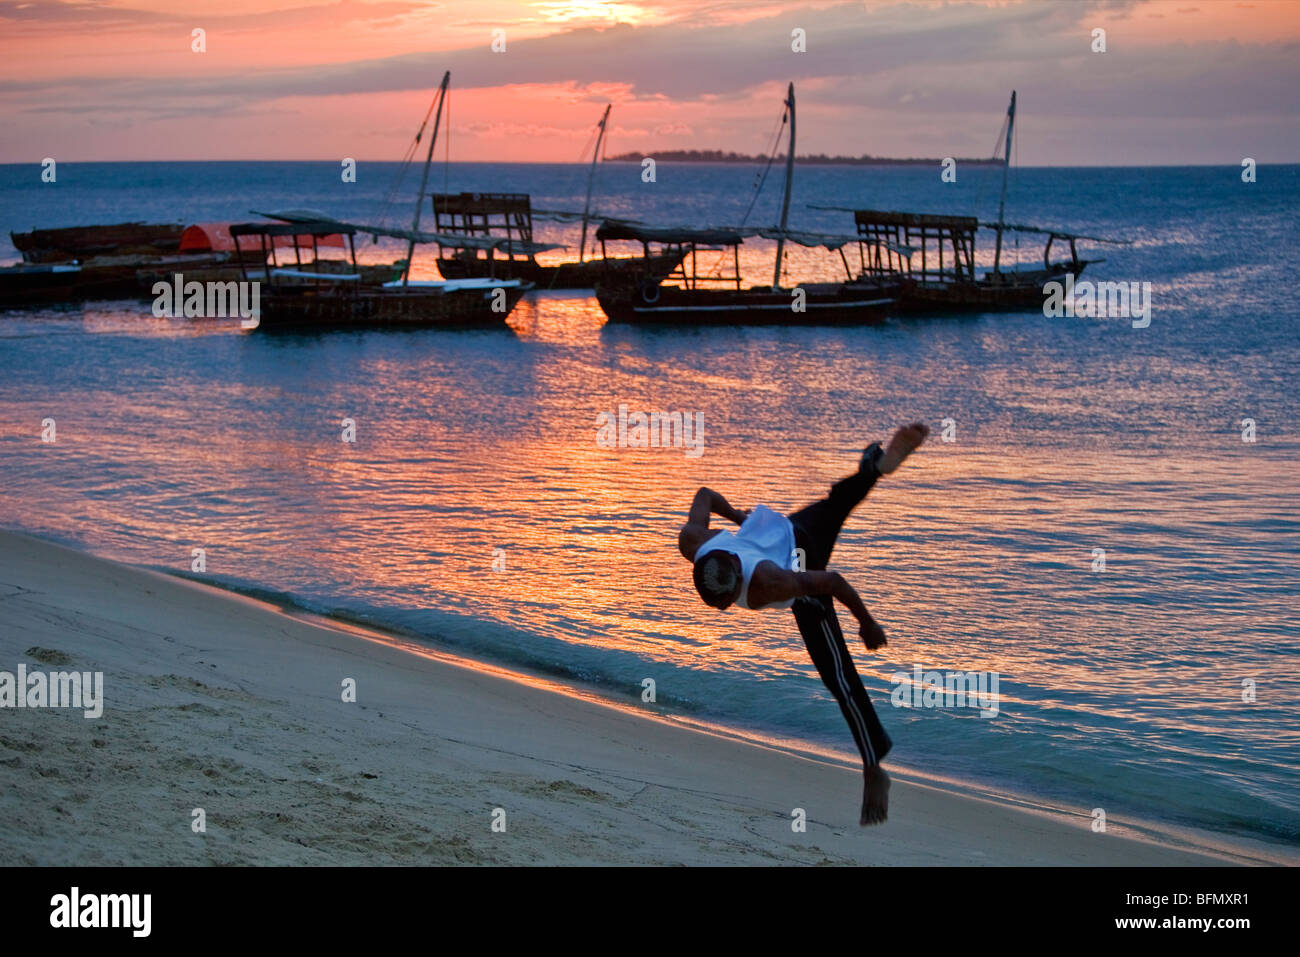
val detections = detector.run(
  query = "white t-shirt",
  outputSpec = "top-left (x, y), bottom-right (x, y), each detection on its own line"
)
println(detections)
top-left (693, 504), bottom-right (798, 610)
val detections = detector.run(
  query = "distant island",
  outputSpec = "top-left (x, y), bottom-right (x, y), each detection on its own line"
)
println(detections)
top-left (605, 150), bottom-right (1004, 166)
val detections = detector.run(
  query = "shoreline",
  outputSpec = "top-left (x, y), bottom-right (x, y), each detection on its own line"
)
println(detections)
top-left (1, 529), bottom-right (1293, 866)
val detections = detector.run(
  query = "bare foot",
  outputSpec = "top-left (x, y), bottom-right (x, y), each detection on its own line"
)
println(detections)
top-left (878, 422), bottom-right (929, 475)
top-left (860, 764), bottom-right (890, 825)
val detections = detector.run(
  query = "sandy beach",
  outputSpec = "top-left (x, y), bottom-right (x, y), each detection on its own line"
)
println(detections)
top-left (0, 530), bottom-right (1290, 866)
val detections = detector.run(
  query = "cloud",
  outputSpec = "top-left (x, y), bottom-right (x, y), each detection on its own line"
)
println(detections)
top-left (2, 0), bottom-right (1297, 163)
top-left (0, 0), bottom-right (431, 32)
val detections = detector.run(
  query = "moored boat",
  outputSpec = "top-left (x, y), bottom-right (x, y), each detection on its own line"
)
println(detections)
top-left (430, 105), bottom-right (685, 289)
top-left (1, 250), bottom-right (232, 308)
top-left (593, 222), bottom-right (898, 325)
top-left (229, 221), bottom-right (529, 331)
top-left (135, 222), bottom-right (404, 291)
top-left (431, 192), bottom-right (685, 289)
top-left (11, 222), bottom-right (185, 263)
top-left (0, 263), bottom-right (85, 308)
top-left (596, 278), bottom-right (897, 325)
top-left (838, 92), bottom-right (1130, 314)
top-left (228, 221), bottom-right (528, 331)
top-left (594, 83), bottom-right (900, 326)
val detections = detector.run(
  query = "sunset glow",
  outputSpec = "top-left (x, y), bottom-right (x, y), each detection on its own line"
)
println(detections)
top-left (1, 0), bottom-right (1297, 164)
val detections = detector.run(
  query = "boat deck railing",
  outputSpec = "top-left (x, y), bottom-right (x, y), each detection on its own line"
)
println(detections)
top-left (431, 192), bottom-right (536, 263)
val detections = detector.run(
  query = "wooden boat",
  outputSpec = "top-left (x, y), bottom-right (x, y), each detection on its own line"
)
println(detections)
top-left (843, 92), bottom-right (1129, 314)
top-left (230, 221), bottom-right (529, 331)
top-left (3, 221), bottom-right (242, 306)
top-left (593, 224), bottom-right (898, 324)
top-left (3, 222), bottom-right (290, 307)
top-left (1, 251), bottom-right (232, 308)
top-left (0, 263), bottom-right (86, 307)
top-left (597, 277), bottom-right (897, 325)
top-left (595, 83), bottom-right (899, 326)
top-left (11, 222), bottom-right (185, 263)
top-left (135, 223), bottom-right (403, 291)
top-left (432, 192), bottom-right (685, 289)
top-left (231, 76), bottom-right (530, 332)
top-left (850, 208), bottom-right (1106, 312)
top-left (430, 106), bottom-right (685, 289)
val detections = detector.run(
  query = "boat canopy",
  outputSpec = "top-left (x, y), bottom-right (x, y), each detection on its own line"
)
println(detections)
top-left (229, 221), bottom-right (356, 239)
top-left (752, 228), bottom-right (863, 250)
top-left (532, 208), bottom-right (646, 227)
top-left (182, 222), bottom-right (345, 252)
top-left (850, 209), bottom-right (1128, 245)
top-left (854, 209), bottom-right (981, 231)
top-left (255, 209), bottom-right (564, 255)
top-left (977, 220), bottom-right (1132, 244)
top-left (432, 192), bottom-right (532, 217)
top-left (595, 222), bottom-right (745, 246)
top-left (596, 220), bottom-right (881, 251)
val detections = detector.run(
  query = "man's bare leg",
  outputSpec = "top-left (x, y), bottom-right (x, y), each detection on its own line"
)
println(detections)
top-left (861, 764), bottom-right (891, 825)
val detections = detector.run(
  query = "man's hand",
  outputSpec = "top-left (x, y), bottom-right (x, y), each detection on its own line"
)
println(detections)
top-left (858, 613), bottom-right (887, 650)
top-left (732, 508), bottom-right (750, 525)
top-left (679, 487), bottom-right (746, 561)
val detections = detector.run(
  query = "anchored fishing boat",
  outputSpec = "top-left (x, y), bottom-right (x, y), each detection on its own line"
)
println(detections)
top-left (135, 222), bottom-right (404, 291)
top-left (229, 221), bottom-right (528, 331)
top-left (838, 91), bottom-right (1131, 314)
top-left (0, 263), bottom-right (87, 308)
top-left (430, 105), bottom-right (684, 289)
top-left (10, 222), bottom-right (185, 264)
top-left (593, 222), bottom-right (899, 325)
top-left (594, 83), bottom-right (899, 326)
top-left (431, 192), bottom-right (685, 290)
top-left (1, 246), bottom-right (235, 308)
top-left (231, 73), bottom-right (529, 332)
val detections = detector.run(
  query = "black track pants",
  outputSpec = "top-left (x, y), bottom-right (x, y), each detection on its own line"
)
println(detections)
top-left (787, 461), bottom-right (893, 766)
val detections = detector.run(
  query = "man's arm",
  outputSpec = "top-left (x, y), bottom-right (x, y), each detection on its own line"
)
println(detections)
top-left (748, 565), bottom-right (887, 649)
top-left (678, 487), bottom-right (747, 561)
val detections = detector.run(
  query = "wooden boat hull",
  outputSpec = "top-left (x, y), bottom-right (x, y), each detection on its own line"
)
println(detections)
top-left (889, 262), bottom-right (1090, 314)
top-left (0, 254), bottom-right (234, 307)
top-left (596, 281), bottom-right (898, 325)
top-left (0, 265), bottom-right (89, 308)
top-left (11, 222), bottom-right (185, 264)
top-left (436, 252), bottom-right (685, 290)
top-left (136, 260), bottom-right (404, 292)
top-left (250, 283), bottom-right (530, 331)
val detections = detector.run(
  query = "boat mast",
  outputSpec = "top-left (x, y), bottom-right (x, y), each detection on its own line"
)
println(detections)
top-left (773, 82), bottom-right (795, 290)
top-left (403, 70), bottom-right (450, 287)
top-left (993, 89), bottom-right (1016, 275)
top-left (579, 104), bottom-right (612, 264)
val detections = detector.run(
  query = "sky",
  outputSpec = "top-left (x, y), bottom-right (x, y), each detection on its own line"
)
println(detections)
top-left (0, 0), bottom-right (1297, 165)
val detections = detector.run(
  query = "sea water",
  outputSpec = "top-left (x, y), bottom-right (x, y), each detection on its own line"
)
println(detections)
top-left (1, 160), bottom-right (1296, 848)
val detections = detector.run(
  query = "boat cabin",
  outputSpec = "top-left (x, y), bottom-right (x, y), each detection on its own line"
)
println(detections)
top-left (853, 209), bottom-right (1086, 285)
top-left (228, 222), bottom-right (361, 288)
top-left (429, 192), bottom-right (561, 273)
top-left (593, 222), bottom-right (746, 290)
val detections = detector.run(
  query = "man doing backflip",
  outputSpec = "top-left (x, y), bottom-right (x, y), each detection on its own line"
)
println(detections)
top-left (677, 423), bottom-right (929, 825)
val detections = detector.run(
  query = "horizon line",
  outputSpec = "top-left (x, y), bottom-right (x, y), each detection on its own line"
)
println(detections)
top-left (2, 159), bottom-right (1295, 169)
